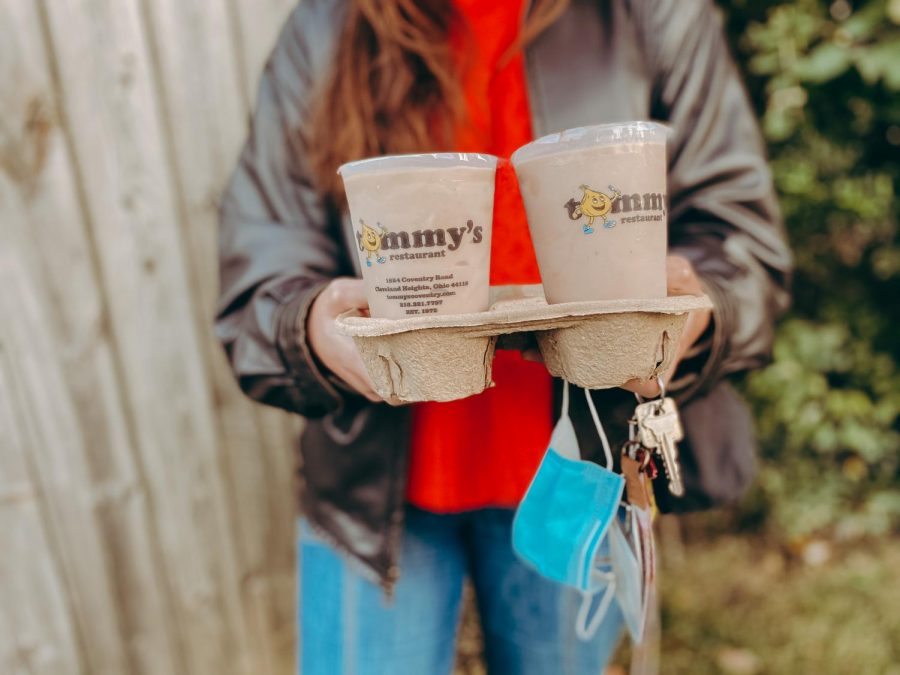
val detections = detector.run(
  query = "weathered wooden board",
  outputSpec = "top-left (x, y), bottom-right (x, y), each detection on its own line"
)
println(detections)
top-left (140, 0), bottom-right (299, 671)
top-left (0, 0), bottom-right (302, 672)
top-left (37, 0), bottom-right (256, 673)
top-left (230, 0), bottom-right (298, 105)
top-left (0, 325), bottom-right (84, 675)
top-left (0, 2), bottom-right (182, 673)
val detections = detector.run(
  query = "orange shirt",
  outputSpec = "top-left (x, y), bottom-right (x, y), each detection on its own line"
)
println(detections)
top-left (406, 0), bottom-right (553, 511)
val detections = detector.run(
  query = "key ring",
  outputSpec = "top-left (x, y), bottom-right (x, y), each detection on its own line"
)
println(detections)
top-left (622, 439), bottom-right (655, 475)
top-left (633, 375), bottom-right (667, 410)
top-left (621, 439), bottom-right (643, 462)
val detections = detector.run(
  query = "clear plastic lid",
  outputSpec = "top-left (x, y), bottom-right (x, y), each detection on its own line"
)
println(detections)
top-left (511, 121), bottom-right (670, 165)
top-left (338, 152), bottom-right (499, 179)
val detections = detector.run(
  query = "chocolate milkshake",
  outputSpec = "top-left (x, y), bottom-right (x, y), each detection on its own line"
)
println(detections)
top-left (339, 153), bottom-right (497, 319)
top-left (512, 122), bottom-right (669, 303)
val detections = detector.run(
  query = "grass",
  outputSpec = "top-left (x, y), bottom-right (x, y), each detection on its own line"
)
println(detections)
top-left (647, 524), bottom-right (900, 675)
top-left (456, 521), bottom-right (900, 675)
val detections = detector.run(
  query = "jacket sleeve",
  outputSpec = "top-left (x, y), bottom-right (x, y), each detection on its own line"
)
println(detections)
top-left (646, 0), bottom-right (793, 397)
top-left (215, 2), bottom-right (348, 418)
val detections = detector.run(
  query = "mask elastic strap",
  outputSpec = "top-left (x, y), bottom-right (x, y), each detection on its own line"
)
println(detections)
top-left (561, 379), bottom-right (570, 419)
top-left (584, 388), bottom-right (613, 469)
top-left (575, 576), bottom-right (617, 641)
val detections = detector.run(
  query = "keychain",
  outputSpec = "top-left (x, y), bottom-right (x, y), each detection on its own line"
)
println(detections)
top-left (630, 376), bottom-right (685, 497)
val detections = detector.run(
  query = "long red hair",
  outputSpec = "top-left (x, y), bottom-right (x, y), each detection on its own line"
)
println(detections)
top-left (306, 0), bottom-right (570, 200)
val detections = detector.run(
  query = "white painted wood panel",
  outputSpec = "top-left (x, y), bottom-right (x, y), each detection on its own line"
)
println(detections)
top-left (0, 332), bottom-right (84, 675)
top-left (37, 0), bottom-right (252, 672)
top-left (140, 0), bottom-right (299, 671)
top-left (0, 1), bottom-right (302, 672)
top-left (0, 2), bottom-right (186, 671)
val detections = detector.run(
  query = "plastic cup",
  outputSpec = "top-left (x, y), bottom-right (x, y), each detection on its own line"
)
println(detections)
top-left (511, 122), bottom-right (669, 303)
top-left (339, 153), bottom-right (497, 319)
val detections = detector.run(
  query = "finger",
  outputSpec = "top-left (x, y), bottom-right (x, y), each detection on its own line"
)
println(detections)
top-left (339, 368), bottom-right (382, 403)
top-left (344, 346), bottom-right (383, 402)
top-left (666, 255), bottom-right (702, 296)
top-left (673, 307), bottom-right (713, 370)
top-left (621, 377), bottom-right (661, 398)
top-left (327, 278), bottom-right (370, 313)
top-left (361, 389), bottom-right (384, 403)
top-left (681, 308), bottom-right (710, 346)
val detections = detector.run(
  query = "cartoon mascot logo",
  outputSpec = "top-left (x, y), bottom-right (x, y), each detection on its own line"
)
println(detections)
top-left (357, 219), bottom-right (387, 266)
top-left (564, 185), bottom-right (622, 234)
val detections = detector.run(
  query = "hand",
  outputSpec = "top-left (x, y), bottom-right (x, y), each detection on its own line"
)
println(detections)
top-left (307, 278), bottom-right (383, 403)
top-left (622, 255), bottom-right (712, 398)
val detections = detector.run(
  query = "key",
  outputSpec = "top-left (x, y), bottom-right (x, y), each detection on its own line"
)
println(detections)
top-left (634, 398), bottom-right (685, 497)
top-left (635, 399), bottom-right (684, 496)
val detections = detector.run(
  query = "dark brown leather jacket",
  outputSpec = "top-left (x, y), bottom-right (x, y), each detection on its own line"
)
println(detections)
top-left (216, 0), bottom-right (792, 589)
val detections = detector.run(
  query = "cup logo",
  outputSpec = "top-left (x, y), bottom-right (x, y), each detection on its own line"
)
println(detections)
top-left (564, 186), bottom-right (667, 235)
top-left (353, 216), bottom-right (488, 315)
top-left (357, 220), bottom-right (388, 267)
top-left (355, 218), bottom-right (485, 265)
top-left (564, 184), bottom-right (622, 233)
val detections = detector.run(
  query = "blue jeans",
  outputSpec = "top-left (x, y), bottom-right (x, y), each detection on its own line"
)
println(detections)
top-left (299, 507), bottom-right (623, 674)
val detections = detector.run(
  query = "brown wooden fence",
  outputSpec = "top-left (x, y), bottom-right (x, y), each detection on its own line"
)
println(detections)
top-left (0, 1), bottom-right (302, 673)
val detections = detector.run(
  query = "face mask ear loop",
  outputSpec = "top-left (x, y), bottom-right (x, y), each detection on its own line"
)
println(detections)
top-left (561, 378), bottom-right (570, 419)
top-left (575, 579), bottom-right (617, 641)
top-left (584, 388), bottom-right (613, 470)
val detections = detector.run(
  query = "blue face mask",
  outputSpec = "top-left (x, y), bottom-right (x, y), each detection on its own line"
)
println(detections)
top-left (610, 506), bottom-right (645, 643)
top-left (512, 383), bottom-right (625, 593)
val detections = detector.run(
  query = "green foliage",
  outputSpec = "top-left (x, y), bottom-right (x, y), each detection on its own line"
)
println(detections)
top-left (718, 0), bottom-right (900, 541)
top-left (649, 536), bottom-right (900, 674)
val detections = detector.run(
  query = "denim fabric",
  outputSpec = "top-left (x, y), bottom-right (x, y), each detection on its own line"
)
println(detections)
top-left (299, 507), bottom-right (623, 675)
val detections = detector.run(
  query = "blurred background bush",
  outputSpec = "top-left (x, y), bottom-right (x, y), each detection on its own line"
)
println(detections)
top-left (625, 3), bottom-right (900, 672)
top-left (721, 0), bottom-right (900, 544)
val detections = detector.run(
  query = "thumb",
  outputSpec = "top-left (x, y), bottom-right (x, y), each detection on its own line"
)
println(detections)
top-left (666, 255), bottom-right (702, 295)
top-left (325, 278), bottom-right (370, 313)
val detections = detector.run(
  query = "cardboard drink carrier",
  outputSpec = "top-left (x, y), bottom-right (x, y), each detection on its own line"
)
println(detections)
top-left (337, 128), bottom-right (712, 403)
top-left (337, 287), bottom-right (711, 402)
